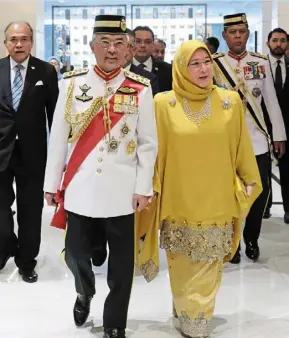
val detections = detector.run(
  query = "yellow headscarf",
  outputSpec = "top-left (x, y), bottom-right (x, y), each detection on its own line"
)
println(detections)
top-left (173, 40), bottom-right (216, 101)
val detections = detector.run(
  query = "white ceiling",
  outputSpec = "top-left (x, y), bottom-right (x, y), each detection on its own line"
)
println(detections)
top-left (45, 0), bottom-right (267, 4)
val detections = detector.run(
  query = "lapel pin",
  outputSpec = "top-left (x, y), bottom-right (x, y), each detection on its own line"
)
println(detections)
top-left (31, 66), bottom-right (35, 70)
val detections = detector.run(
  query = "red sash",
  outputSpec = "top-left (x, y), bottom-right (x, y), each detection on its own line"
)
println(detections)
top-left (51, 78), bottom-right (145, 229)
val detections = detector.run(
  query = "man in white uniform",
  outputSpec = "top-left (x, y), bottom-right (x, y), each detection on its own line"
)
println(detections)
top-left (43, 15), bottom-right (157, 338)
top-left (213, 13), bottom-right (286, 264)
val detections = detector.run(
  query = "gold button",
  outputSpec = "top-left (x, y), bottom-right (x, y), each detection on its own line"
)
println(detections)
top-left (97, 169), bottom-right (102, 174)
top-left (98, 158), bottom-right (103, 163)
top-left (99, 147), bottom-right (104, 152)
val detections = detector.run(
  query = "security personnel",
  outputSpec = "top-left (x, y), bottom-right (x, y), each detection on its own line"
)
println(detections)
top-left (266, 28), bottom-right (289, 222)
top-left (213, 13), bottom-right (286, 264)
top-left (43, 15), bottom-right (157, 338)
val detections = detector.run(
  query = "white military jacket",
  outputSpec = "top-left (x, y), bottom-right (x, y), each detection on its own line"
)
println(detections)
top-left (213, 51), bottom-right (286, 155)
top-left (44, 68), bottom-right (158, 218)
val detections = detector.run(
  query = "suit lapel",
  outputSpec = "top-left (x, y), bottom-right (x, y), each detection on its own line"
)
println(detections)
top-left (152, 61), bottom-right (159, 74)
top-left (0, 56), bottom-right (13, 108)
top-left (20, 56), bottom-right (36, 105)
top-left (285, 60), bottom-right (289, 90)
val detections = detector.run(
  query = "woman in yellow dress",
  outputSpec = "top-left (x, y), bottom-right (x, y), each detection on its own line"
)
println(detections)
top-left (136, 40), bottom-right (262, 338)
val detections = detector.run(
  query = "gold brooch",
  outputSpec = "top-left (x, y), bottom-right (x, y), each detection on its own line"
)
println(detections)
top-left (120, 122), bottom-right (130, 138)
top-left (221, 98), bottom-right (232, 109)
top-left (127, 140), bottom-right (136, 155)
top-left (169, 96), bottom-right (176, 106)
top-left (108, 137), bottom-right (119, 152)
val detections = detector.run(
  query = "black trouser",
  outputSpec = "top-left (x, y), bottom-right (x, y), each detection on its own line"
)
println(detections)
top-left (243, 152), bottom-right (270, 244)
top-left (0, 141), bottom-right (44, 270)
top-left (278, 141), bottom-right (289, 212)
top-left (265, 161), bottom-right (272, 212)
top-left (65, 211), bottom-right (135, 329)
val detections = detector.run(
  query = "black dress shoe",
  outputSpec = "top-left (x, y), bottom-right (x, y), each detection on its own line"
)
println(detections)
top-left (230, 250), bottom-right (241, 264)
top-left (245, 242), bottom-right (260, 261)
top-left (103, 328), bottom-right (126, 338)
top-left (284, 212), bottom-right (289, 224)
top-left (0, 254), bottom-right (13, 271)
top-left (73, 295), bottom-right (92, 327)
top-left (263, 210), bottom-right (271, 219)
top-left (19, 269), bottom-right (38, 283)
top-left (92, 247), bottom-right (107, 267)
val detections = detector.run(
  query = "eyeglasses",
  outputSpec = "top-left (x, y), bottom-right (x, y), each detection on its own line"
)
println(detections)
top-left (188, 60), bottom-right (212, 70)
top-left (95, 39), bottom-right (126, 50)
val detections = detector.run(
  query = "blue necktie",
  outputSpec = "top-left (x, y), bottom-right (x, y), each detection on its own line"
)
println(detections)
top-left (12, 64), bottom-right (24, 111)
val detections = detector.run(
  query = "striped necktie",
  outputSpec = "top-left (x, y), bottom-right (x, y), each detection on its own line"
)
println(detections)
top-left (12, 64), bottom-right (24, 111)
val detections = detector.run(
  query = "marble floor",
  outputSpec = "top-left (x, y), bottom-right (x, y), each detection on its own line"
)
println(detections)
top-left (1, 172), bottom-right (289, 338)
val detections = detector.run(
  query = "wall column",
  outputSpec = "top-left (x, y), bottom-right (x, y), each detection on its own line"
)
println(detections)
top-left (0, 0), bottom-right (44, 59)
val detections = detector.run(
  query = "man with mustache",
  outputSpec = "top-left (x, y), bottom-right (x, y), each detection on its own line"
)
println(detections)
top-left (44, 15), bottom-right (157, 338)
top-left (213, 13), bottom-right (286, 264)
top-left (266, 28), bottom-right (289, 223)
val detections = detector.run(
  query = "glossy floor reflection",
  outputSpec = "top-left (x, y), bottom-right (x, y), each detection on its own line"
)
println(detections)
top-left (1, 177), bottom-right (289, 337)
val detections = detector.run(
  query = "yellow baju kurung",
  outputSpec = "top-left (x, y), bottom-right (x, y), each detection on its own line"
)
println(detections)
top-left (135, 41), bottom-right (262, 338)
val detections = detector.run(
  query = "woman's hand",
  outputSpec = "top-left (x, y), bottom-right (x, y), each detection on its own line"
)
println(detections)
top-left (245, 184), bottom-right (255, 197)
top-left (147, 191), bottom-right (158, 204)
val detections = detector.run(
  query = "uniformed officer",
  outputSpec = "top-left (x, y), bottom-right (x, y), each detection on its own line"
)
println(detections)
top-left (213, 13), bottom-right (286, 264)
top-left (43, 15), bottom-right (157, 338)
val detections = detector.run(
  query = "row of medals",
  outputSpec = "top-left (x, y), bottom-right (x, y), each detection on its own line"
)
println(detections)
top-left (104, 83), bottom-right (136, 154)
top-left (235, 65), bottom-right (261, 99)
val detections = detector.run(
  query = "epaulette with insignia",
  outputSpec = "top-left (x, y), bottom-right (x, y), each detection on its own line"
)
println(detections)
top-left (63, 68), bottom-right (89, 79)
top-left (212, 53), bottom-right (225, 59)
top-left (249, 52), bottom-right (268, 60)
top-left (124, 70), bottom-right (150, 87)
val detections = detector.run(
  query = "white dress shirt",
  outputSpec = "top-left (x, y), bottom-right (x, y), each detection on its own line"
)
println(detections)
top-left (10, 56), bottom-right (29, 88)
top-left (268, 54), bottom-right (286, 86)
top-left (10, 56), bottom-right (30, 139)
top-left (132, 56), bottom-right (153, 72)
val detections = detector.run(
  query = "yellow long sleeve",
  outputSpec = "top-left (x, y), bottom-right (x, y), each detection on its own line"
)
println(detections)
top-left (136, 88), bottom-right (262, 279)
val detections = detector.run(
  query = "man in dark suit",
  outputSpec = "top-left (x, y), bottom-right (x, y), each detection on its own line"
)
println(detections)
top-left (0, 21), bottom-right (59, 282)
top-left (125, 29), bottom-right (159, 96)
top-left (132, 26), bottom-right (172, 92)
top-left (266, 28), bottom-right (289, 223)
top-left (152, 38), bottom-right (166, 63)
